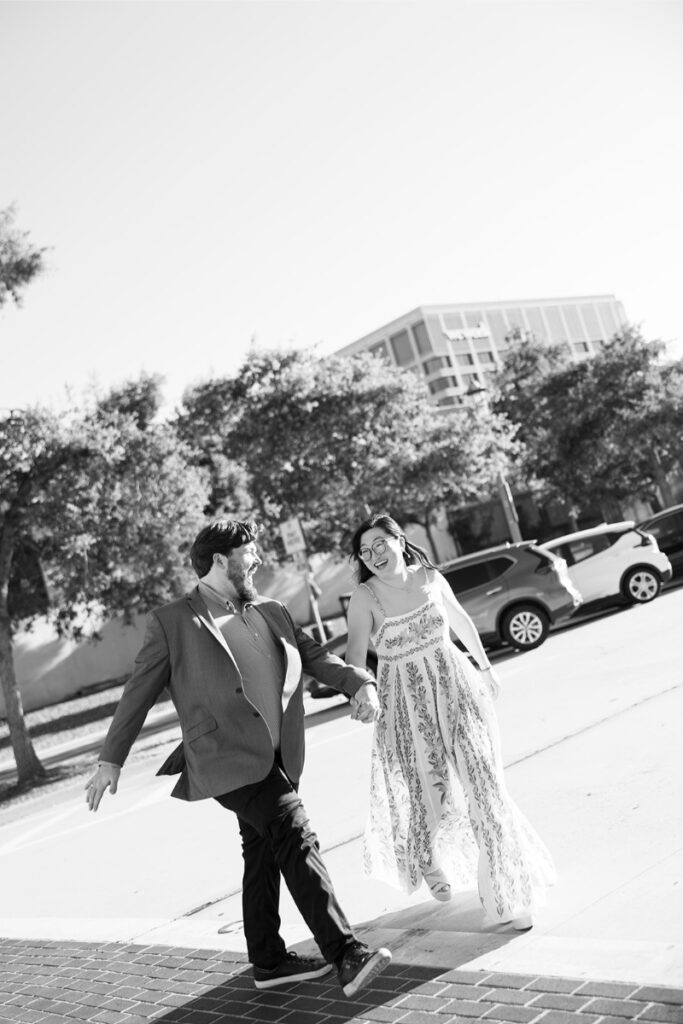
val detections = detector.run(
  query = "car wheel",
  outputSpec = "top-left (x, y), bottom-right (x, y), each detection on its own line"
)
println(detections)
top-left (623, 567), bottom-right (661, 603)
top-left (500, 604), bottom-right (549, 651)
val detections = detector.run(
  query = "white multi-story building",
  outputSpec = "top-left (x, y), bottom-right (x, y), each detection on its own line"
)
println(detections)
top-left (335, 295), bottom-right (628, 407)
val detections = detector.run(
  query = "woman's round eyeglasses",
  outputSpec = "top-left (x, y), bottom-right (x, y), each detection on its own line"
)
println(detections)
top-left (358, 538), bottom-right (389, 562)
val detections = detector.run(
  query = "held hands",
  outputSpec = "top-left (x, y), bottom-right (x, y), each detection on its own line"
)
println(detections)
top-left (85, 762), bottom-right (121, 812)
top-left (480, 665), bottom-right (501, 700)
top-left (350, 682), bottom-right (380, 724)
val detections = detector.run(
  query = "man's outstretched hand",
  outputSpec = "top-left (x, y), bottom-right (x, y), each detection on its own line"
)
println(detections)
top-left (85, 762), bottom-right (121, 812)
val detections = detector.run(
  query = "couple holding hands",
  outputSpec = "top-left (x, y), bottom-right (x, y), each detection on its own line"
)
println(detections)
top-left (87, 514), bottom-right (555, 999)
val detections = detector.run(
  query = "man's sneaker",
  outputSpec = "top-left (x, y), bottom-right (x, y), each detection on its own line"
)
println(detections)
top-left (337, 942), bottom-right (392, 997)
top-left (253, 951), bottom-right (333, 989)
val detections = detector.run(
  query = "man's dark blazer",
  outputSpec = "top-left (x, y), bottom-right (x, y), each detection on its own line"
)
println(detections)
top-left (98, 588), bottom-right (374, 801)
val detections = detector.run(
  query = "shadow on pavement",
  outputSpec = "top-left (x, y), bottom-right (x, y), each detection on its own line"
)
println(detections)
top-left (150, 961), bottom-right (449, 1023)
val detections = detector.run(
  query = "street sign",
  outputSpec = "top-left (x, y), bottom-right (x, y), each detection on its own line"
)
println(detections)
top-left (279, 517), bottom-right (307, 554)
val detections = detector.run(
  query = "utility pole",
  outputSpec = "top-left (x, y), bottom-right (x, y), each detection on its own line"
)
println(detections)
top-left (496, 471), bottom-right (523, 543)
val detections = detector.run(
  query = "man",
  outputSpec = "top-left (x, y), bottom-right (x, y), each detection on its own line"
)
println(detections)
top-left (86, 519), bottom-right (391, 998)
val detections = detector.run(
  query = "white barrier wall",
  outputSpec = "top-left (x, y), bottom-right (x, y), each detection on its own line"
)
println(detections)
top-left (3, 556), bottom-right (358, 716)
top-left (4, 528), bottom-right (448, 717)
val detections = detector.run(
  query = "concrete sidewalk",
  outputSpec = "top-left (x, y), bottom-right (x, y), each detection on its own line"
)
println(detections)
top-left (2, 621), bottom-right (682, 1021)
top-left (1, 935), bottom-right (682, 1024)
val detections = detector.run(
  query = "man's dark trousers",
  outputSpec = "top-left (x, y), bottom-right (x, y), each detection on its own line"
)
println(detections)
top-left (215, 758), bottom-right (355, 968)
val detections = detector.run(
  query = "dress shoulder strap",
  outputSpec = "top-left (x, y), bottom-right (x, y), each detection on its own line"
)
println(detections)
top-left (359, 581), bottom-right (387, 616)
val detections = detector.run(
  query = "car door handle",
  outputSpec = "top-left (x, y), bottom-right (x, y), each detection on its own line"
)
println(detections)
top-left (486, 586), bottom-right (503, 595)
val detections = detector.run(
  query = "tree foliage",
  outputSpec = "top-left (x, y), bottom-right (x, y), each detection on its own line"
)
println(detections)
top-left (389, 403), bottom-right (520, 551)
top-left (178, 347), bottom-right (517, 555)
top-left (0, 397), bottom-right (210, 784)
top-left (492, 326), bottom-right (683, 514)
top-left (0, 205), bottom-right (46, 308)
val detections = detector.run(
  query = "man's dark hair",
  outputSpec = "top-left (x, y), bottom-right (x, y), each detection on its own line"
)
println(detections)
top-left (190, 519), bottom-right (260, 577)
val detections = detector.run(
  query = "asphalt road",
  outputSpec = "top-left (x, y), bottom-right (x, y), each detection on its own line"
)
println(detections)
top-left (1, 586), bottom-right (682, 985)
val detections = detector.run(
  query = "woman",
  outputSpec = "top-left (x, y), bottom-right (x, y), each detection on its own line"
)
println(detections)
top-left (345, 512), bottom-right (555, 929)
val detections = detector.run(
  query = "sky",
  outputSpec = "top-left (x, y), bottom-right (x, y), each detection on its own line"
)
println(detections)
top-left (1, 0), bottom-right (682, 416)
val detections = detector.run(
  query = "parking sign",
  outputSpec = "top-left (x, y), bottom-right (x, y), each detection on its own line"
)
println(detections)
top-left (279, 517), bottom-right (307, 554)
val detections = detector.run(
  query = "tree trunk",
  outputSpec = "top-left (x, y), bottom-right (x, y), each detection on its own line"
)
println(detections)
top-left (649, 447), bottom-right (675, 507)
top-left (0, 510), bottom-right (46, 785)
top-left (0, 611), bottom-right (46, 783)
top-left (420, 510), bottom-right (441, 563)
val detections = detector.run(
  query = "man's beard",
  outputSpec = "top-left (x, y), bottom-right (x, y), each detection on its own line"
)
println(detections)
top-left (228, 565), bottom-right (258, 603)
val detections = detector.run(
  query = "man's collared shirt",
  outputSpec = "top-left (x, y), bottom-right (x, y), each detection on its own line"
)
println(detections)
top-left (197, 580), bottom-right (285, 750)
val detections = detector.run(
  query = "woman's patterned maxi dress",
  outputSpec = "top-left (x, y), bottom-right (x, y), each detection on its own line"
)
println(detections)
top-left (361, 578), bottom-right (556, 924)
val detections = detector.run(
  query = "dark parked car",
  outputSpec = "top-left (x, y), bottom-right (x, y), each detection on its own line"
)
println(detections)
top-left (308, 541), bottom-right (581, 696)
top-left (637, 504), bottom-right (683, 579)
top-left (438, 541), bottom-right (582, 651)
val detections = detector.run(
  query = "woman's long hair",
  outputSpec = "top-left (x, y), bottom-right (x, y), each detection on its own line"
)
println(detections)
top-left (349, 512), bottom-right (437, 583)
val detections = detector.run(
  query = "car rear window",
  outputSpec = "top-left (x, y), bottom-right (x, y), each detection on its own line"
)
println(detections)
top-left (554, 534), bottom-right (613, 565)
top-left (604, 530), bottom-right (633, 546)
top-left (527, 547), bottom-right (558, 569)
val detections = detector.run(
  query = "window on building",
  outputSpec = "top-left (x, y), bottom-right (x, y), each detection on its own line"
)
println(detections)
top-left (389, 329), bottom-right (414, 366)
top-left (462, 372), bottom-right (482, 388)
top-left (456, 353), bottom-right (475, 367)
top-left (442, 312), bottom-right (465, 330)
top-left (423, 355), bottom-right (452, 375)
top-left (478, 351), bottom-right (496, 363)
top-left (411, 320), bottom-right (432, 356)
top-left (450, 338), bottom-right (473, 353)
top-left (437, 394), bottom-right (463, 407)
top-left (504, 309), bottom-right (526, 337)
top-left (464, 311), bottom-right (484, 329)
top-left (483, 309), bottom-right (508, 349)
top-left (369, 340), bottom-right (390, 361)
top-left (543, 305), bottom-right (567, 344)
top-left (574, 341), bottom-right (591, 354)
top-left (524, 306), bottom-right (548, 342)
top-left (581, 304), bottom-right (604, 342)
top-left (597, 303), bottom-right (619, 340)
top-left (562, 305), bottom-right (585, 340)
top-left (429, 376), bottom-right (458, 394)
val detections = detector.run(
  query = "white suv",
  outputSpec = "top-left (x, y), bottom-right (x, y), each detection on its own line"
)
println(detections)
top-left (541, 521), bottom-right (672, 609)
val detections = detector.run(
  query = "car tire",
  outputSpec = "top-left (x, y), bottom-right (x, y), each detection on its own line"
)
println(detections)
top-left (500, 604), bottom-right (549, 651)
top-left (622, 566), bottom-right (661, 604)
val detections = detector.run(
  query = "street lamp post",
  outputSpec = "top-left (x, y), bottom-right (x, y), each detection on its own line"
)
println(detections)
top-left (496, 471), bottom-right (523, 543)
top-left (464, 383), bottom-right (523, 544)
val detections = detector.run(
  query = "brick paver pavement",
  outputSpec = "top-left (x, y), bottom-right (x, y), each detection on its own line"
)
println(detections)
top-left (0, 939), bottom-right (681, 1024)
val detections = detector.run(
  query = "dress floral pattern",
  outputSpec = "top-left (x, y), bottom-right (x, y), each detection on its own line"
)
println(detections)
top-left (362, 582), bottom-right (556, 924)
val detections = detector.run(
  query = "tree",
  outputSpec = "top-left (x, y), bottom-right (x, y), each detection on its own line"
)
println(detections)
top-left (0, 394), bottom-right (210, 786)
top-left (492, 327), bottom-right (683, 517)
top-left (491, 328), bottom-right (570, 452)
top-left (178, 347), bottom-right (520, 557)
top-left (389, 403), bottom-right (520, 554)
top-left (0, 205), bottom-right (46, 308)
top-left (94, 372), bottom-right (165, 430)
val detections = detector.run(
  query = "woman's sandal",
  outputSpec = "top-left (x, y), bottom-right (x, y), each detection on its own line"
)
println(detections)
top-left (424, 868), bottom-right (452, 902)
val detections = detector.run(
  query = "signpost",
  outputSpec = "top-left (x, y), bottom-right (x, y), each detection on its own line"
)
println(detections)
top-left (279, 517), bottom-right (307, 555)
top-left (278, 517), bottom-right (326, 642)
